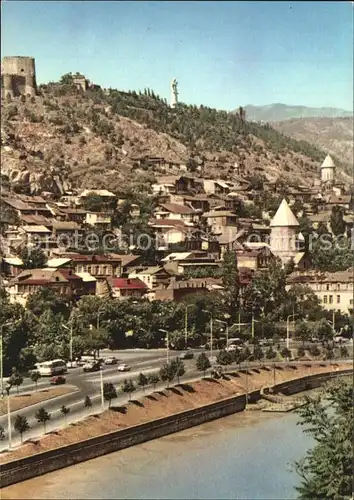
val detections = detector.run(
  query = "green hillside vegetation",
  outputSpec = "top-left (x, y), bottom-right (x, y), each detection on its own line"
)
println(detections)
top-left (92, 87), bottom-right (326, 161)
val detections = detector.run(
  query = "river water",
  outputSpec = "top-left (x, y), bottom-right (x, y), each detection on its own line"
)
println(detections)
top-left (3, 410), bottom-right (313, 500)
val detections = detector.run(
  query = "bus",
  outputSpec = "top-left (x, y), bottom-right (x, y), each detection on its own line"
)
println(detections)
top-left (35, 359), bottom-right (68, 376)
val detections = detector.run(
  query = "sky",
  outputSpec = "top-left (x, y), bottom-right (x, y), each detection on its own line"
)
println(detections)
top-left (2, 1), bottom-right (353, 111)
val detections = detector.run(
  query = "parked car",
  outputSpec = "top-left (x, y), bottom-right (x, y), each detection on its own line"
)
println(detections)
top-left (225, 345), bottom-right (238, 352)
top-left (50, 375), bottom-right (66, 385)
top-left (117, 364), bottom-right (131, 372)
top-left (104, 356), bottom-right (118, 365)
top-left (83, 361), bottom-right (101, 372)
top-left (179, 352), bottom-right (194, 360)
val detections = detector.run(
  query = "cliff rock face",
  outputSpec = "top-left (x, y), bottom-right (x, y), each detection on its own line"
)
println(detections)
top-left (1, 86), bottom-right (351, 196)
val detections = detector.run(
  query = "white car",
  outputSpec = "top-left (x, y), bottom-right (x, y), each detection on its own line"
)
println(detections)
top-left (104, 356), bottom-right (118, 365)
top-left (117, 364), bottom-right (131, 372)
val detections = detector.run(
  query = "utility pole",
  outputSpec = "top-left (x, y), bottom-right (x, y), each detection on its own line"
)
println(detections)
top-left (6, 386), bottom-right (11, 449)
top-left (158, 329), bottom-right (169, 363)
top-left (184, 305), bottom-right (193, 350)
top-left (100, 367), bottom-right (104, 411)
top-left (202, 310), bottom-right (213, 361)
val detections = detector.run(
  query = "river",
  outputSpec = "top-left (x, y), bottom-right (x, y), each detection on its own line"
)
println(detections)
top-left (2, 409), bottom-right (313, 500)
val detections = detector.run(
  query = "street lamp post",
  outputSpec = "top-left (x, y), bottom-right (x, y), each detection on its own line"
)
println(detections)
top-left (286, 313), bottom-right (299, 350)
top-left (100, 366), bottom-right (104, 411)
top-left (63, 313), bottom-right (83, 367)
top-left (6, 384), bottom-right (12, 449)
top-left (158, 329), bottom-right (169, 363)
top-left (184, 305), bottom-right (194, 350)
top-left (202, 310), bottom-right (213, 361)
top-left (97, 310), bottom-right (104, 331)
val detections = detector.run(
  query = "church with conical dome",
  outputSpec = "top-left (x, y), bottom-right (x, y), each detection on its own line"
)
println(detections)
top-left (269, 199), bottom-right (300, 264)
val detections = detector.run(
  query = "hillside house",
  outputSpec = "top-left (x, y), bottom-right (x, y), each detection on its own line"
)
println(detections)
top-left (7, 268), bottom-right (89, 306)
top-left (149, 219), bottom-right (189, 250)
top-left (154, 277), bottom-right (210, 302)
top-left (107, 277), bottom-right (148, 300)
top-left (162, 251), bottom-right (220, 275)
top-left (85, 211), bottom-right (112, 228)
top-left (236, 245), bottom-right (276, 271)
top-left (128, 266), bottom-right (172, 291)
top-left (202, 209), bottom-right (238, 236)
top-left (154, 203), bottom-right (201, 224)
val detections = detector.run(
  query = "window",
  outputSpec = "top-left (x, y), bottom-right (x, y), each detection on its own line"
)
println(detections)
top-left (323, 295), bottom-right (327, 304)
top-left (337, 284), bottom-right (340, 290)
top-left (350, 299), bottom-right (353, 305)
top-left (326, 284), bottom-right (330, 291)
top-left (337, 295), bottom-right (340, 304)
top-left (329, 295), bottom-right (333, 304)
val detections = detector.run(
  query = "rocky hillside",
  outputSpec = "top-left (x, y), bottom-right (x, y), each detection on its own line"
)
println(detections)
top-left (245, 103), bottom-right (352, 122)
top-left (272, 117), bottom-right (354, 167)
top-left (0, 82), bottom-right (351, 196)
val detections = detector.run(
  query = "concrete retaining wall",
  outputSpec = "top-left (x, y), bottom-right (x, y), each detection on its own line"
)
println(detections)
top-left (1, 367), bottom-right (352, 488)
top-left (1, 393), bottom-right (247, 487)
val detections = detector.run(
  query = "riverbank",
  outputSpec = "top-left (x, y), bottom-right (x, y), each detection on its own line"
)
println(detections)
top-left (1, 362), bottom-right (348, 466)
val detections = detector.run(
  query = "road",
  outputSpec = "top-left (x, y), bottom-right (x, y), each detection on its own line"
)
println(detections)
top-left (0, 348), bottom-right (351, 451)
top-left (0, 349), bottom-right (203, 449)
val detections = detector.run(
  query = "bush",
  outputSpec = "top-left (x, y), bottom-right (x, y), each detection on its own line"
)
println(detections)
top-left (297, 346), bottom-right (306, 357)
top-left (309, 345), bottom-right (321, 357)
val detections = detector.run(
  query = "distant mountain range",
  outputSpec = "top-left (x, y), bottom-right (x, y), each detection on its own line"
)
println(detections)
top-left (244, 104), bottom-right (353, 122)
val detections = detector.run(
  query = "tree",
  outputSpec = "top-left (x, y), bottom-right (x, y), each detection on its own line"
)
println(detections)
top-left (84, 395), bottom-right (92, 410)
top-left (314, 319), bottom-right (334, 346)
top-left (137, 373), bottom-right (148, 392)
top-left (35, 407), bottom-right (51, 433)
top-left (221, 249), bottom-right (239, 321)
top-left (295, 321), bottom-right (311, 345)
top-left (196, 353), bottom-right (211, 378)
top-left (253, 345), bottom-right (264, 364)
top-left (9, 368), bottom-right (23, 394)
top-left (281, 347), bottom-right (291, 359)
top-left (297, 346), bottom-right (306, 358)
top-left (339, 345), bottom-right (349, 359)
top-left (103, 382), bottom-right (117, 407)
top-left (216, 350), bottom-right (232, 368)
top-left (294, 379), bottom-right (353, 499)
top-left (171, 358), bottom-right (186, 384)
top-left (30, 371), bottom-right (41, 391)
top-left (26, 287), bottom-right (71, 318)
top-left (20, 247), bottom-right (46, 269)
top-left (323, 346), bottom-right (334, 362)
top-left (60, 405), bottom-right (70, 424)
top-left (148, 373), bottom-right (159, 390)
top-left (159, 363), bottom-right (175, 388)
top-left (60, 72), bottom-right (74, 84)
top-left (309, 345), bottom-right (321, 357)
top-left (14, 414), bottom-right (30, 442)
top-left (121, 379), bottom-right (136, 401)
top-left (330, 206), bottom-right (346, 236)
top-left (265, 346), bottom-right (277, 360)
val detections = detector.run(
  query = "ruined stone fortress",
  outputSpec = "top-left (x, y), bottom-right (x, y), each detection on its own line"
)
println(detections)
top-left (1, 56), bottom-right (37, 98)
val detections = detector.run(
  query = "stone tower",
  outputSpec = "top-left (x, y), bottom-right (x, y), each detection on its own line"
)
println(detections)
top-left (270, 199), bottom-right (299, 264)
top-left (1, 56), bottom-right (37, 98)
top-left (320, 154), bottom-right (335, 184)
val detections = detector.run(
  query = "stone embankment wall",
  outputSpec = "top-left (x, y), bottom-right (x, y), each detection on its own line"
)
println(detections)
top-left (1, 368), bottom-right (351, 488)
